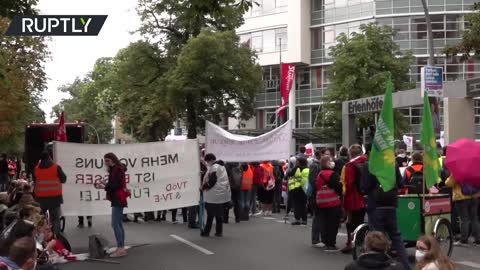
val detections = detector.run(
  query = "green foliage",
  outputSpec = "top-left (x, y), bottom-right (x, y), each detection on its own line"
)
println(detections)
top-left (0, 13), bottom-right (48, 153)
top-left (137, 0), bottom-right (248, 56)
top-left (0, 0), bottom-right (39, 19)
top-left (166, 30), bottom-right (262, 138)
top-left (95, 41), bottom-right (174, 141)
top-left (316, 24), bottom-right (414, 142)
top-left (51, 59), bottom-right (114, 144)
top-left (445, 3), bottom-right (480, 61)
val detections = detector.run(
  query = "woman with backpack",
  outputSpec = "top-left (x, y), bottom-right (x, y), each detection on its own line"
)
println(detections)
top-left (96, 152), bottom-right (129, 258)
top-left (445, 175), bottom-right (480, 247)
top-left (315, 156), bottom-right (343, 252)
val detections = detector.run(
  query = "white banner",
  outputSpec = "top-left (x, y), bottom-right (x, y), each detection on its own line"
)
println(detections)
top-left (205, 120), bottom-right (292, 162)
top-left (54, 140), bottom-right (200, 216)
top-left (403, 135), bottom-right (413, 152)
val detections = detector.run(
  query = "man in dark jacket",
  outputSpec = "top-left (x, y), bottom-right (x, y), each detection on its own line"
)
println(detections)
top-left (0, 153), bottom-right (9, 192)
top-left (361, 162), bottom-right (411, 270)
top-left (34, 151), bottom-right (67, 235)
top-left (344, 231), bottom-right (403, 270)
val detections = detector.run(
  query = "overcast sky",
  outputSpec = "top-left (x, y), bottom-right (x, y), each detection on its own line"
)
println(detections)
top-left (37, 0), bottom-right (141, 122)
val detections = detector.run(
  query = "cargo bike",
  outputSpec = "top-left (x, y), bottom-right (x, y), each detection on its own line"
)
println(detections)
top-left (352, 193), bottom-right (454, 260)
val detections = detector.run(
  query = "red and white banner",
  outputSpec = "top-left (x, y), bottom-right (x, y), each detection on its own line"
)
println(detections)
top-left (56, 111), bottom-right (67, 142)
top-left (278, 63), bottom-right (295, 117)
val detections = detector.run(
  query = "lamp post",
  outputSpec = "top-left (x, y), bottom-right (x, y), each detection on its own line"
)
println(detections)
top-left (83, 122), bottom-right (100, 144)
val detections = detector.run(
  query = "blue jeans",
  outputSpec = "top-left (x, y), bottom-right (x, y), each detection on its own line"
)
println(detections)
top-left (112, 207), bottom-right (125, 248)
top-left (240, 190), bottom-right (252, 217)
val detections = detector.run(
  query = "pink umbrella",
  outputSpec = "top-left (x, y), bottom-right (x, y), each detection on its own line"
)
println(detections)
top-left (446, 138), bottom-right (480, 185)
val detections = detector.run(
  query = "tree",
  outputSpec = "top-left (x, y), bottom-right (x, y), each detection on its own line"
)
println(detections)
top-left (445, 3), bottom-right (480, 61)
top-left (316, 24), bottom-right (414, 142)
top-left (166, 30), bottom-right (263, 138)
top-left (137, 0), bottom-right (251, 56)
top-left (50, 59), bottom-right (115, 144)
top-left (95, 41), bottom-right (174, 141)
top-left (0, 2), bottom-right (49, 153)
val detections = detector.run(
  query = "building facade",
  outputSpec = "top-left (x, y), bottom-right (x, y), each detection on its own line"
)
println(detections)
top-left (233, 0), bottom-right (480, 144)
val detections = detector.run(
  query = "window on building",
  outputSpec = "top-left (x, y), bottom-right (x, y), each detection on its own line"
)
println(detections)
top-left (251, 0), bottom-right (263, 16)
top-left (251, 32), bottom-right (263, 52)
top-left (298, 108), bottom-right (312, 128)
top-left (297, 68), bottom-right (311, 90)
top-left (275, 28), bottom-right (287, 51)
top-left (312, 28), bottom-right (321, 50)
top-left (239, 34), bottom-right (251, 48)
top-left (312, 0), bottom-right (322, 11)
top-left (263, 29), bottom-right (276, 52)
top-left (265, 110), bottom-right (277, 129)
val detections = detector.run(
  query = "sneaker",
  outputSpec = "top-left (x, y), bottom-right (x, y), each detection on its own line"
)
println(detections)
top-left (313, 242), bottom-right (325, 248)
top-left (110, 248), bottom-right (127, 258)
top-left (172, 220), bottom-right (178, 224)
top-left (324, 246), bottom-right (340, 252)
top-left (200, 232), bottom-right (209, 237)
top-left (87, 221), bottom-right (92, 227)
top-left (454, 241), bottom-right (469, 247)
top-left (340, 243), bottom-right (353, 254)
top-left (253, 211), bottom-right (263, 217)
top-left (291, 221), bottom-right (301, 226)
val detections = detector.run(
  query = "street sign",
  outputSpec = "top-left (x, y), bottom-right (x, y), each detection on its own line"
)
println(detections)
top-left (421, 66), bottom-right (443, 97)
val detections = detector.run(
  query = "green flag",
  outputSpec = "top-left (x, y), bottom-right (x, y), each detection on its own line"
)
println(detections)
top-left (369, 78), bottom-right (396, 192)
top-left (421, 94), bottom-right (440, 188)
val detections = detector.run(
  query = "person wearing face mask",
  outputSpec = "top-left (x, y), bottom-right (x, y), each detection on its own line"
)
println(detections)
top-left (344, 231), bottom-right (403, 270)
top-left (200, 154), bottom-right (231, 237)
top-left (314, 156), bottom-right (342, 251)
top-left (415, 235), bottom-right (455, 270)
top-left (0, 236), bottom-right (37, 270)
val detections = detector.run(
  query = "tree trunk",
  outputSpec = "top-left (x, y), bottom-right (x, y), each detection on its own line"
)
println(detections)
top-left (186, 95), bottom-right (197, 139)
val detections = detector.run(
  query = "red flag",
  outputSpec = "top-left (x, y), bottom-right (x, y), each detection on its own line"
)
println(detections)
top-left (278, 63), bottom-right (295, 117)
top-left (56, 111), bottom-right (67, 142)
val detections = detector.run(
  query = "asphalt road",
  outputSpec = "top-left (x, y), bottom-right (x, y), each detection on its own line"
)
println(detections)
top-left (59, 212), bottom-right (480, 270)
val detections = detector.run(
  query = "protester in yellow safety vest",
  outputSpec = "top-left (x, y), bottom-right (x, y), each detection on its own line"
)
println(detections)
top-left (286, 156), bottom-right (309, 225)
top-left (34, 151), bottom-right (67, 235)
top-left (239, 163), bottom-right (253, 221)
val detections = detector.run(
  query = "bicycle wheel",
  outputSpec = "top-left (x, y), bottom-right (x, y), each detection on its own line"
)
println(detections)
top-left (353, 223), bottom-right (370, 260)
top-left (434, 218), bottom-right (453, 257)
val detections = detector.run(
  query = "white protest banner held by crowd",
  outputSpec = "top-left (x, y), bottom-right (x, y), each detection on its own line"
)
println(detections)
top-left (205, 120), bottom-right (292, 162)
top-left (54, 140), bottom-right (200, 216)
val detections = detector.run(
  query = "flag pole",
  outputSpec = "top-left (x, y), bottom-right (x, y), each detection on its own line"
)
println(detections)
top-left (277, 38), bottom-right (282, 128)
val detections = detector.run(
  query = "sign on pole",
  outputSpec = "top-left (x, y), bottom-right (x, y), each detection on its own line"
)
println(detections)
top-left (421, 66), bottom-right (443, 97)
top-left (403, 135), bottom-right (414, 152)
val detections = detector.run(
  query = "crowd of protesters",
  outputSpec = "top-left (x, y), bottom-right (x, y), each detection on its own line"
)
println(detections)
top-left (1, 140), bottom-right (472, 269)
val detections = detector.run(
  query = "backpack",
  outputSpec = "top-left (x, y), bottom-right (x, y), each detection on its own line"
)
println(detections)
top-left (88, 234), bottom-right (108, 259)
top-left (406, 166), bottom-right (424, 194)
top-left (461, 184), bottom-right (480, 195)
top-left (353, 162), bottom-right (366, 195)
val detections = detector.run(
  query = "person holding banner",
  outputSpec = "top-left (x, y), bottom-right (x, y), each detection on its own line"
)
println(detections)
top-left (97, 152), bottom-right (129, 258)
top-left (200, 154), bottom-right (231, 237)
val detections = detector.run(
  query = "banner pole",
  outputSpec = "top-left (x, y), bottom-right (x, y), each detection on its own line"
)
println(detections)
top-left (289, 75), bottom-right (296, 155)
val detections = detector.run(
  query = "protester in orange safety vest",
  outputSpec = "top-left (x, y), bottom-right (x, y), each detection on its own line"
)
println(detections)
top-left (239, 163), bottom-right (253, 220)
top-left (257, 161), bottom-right (275, 216)
top-left (34, 150), bottom-right (67, 235)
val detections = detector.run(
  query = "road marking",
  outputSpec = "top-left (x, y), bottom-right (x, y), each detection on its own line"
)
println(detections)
top-left (454, 261), bottom-right (480, 269)
top-left (170, 234), bottom-right (214, 255)
top-left (263, 217), bottom-right (276, 220)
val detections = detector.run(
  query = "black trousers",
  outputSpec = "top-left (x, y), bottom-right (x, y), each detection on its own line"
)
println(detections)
top-left (172, 208), bottom-right (188, 222)
top-left (188, 205), bottom-right (199, 225)
top-left (204, 203), bottom-right (224, 235)
top-left (78, 216), bottom-right (92, 224)
top-left (225, 189), bottom-right (241, 222)
top-left (318, 206), bottom-right (342, 247)
top-left (273, 181), bottom-right (282, 213)
top-left (291, 189), bottom-right (307, 222)
top-left (346, 209), bottom-right (365, 243)
top-left (370, 207), bottom-right (411, 270)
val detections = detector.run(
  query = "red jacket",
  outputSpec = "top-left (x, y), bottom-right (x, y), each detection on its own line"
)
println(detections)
top-left (343, 155), bottom-right (367, 211)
